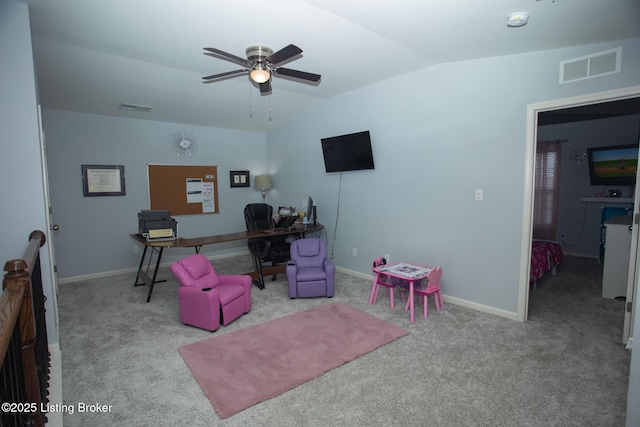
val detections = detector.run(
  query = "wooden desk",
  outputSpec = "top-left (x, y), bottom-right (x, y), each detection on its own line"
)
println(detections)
top-left (131, 223), bottom-right (323, 301)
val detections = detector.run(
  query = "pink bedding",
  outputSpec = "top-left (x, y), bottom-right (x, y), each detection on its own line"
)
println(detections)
top-left (530, 240), bottom-right (563, 284)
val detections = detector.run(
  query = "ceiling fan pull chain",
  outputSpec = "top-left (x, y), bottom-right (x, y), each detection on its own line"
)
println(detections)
top-left (248, 80), bottom-right (253, 118)
top-left (268, 94), bottom-right (272, 122)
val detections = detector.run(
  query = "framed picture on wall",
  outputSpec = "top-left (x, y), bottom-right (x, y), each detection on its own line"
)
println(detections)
top-left (82, 165), bottom-right (126, 196)
top-left (230, 170), bottom-right (250, 188)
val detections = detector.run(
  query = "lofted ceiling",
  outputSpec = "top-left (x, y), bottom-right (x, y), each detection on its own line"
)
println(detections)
top-left (23, 0), bottom-right (640, 132)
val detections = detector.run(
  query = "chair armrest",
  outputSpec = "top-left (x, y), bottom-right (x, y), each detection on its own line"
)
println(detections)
top-left (324, 259), bottom-right (335, 273)
top-left (218, 274), bottom-right (251, 288)
top-left (178, 285), bottom-right (220, 302)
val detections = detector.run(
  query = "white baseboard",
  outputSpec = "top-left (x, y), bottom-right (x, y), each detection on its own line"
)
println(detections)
top-left (57, 250), bottom-right (250, 284)
top-left (336, 267), bottom-right (519, 321)
top-left (46, 344), bottom-right (63, 427)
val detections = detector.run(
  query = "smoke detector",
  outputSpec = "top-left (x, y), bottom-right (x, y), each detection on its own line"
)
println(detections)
top-left (507, 12), bottom-right (529, 27)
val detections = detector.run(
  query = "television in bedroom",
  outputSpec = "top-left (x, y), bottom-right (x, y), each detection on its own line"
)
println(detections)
top-left (587, 143), bottom-right (638, 186)
top-left (321, 130), bottom-right (375, 173)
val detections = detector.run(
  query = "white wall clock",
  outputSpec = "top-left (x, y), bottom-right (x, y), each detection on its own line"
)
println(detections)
top-left (169, 129), bottom-right (199, 158)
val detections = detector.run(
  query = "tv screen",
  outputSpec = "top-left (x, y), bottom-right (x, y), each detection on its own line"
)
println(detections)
top-left (321, 131), bottom-right (375, 173)
top-left (587, 143), bottom-right (638, 186)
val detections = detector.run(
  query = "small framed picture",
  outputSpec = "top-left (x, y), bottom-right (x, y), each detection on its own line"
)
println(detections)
top-left (82, 165), bottom-right (126, 197)
top-left (230, 170), bottom-right (250, 188)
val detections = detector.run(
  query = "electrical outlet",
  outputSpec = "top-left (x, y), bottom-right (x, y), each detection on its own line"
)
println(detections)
top-left (352, 248), bottom-right (357, 257)
top-left (475, 188), bottom-right (484, 201)
top-left (384, 253), bottom-right (391, 262)
top-left (132, 245), bottom-right (140, 254)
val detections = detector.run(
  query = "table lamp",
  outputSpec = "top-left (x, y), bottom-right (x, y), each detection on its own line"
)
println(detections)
top-left (255, 175), bottom-right (272, 203)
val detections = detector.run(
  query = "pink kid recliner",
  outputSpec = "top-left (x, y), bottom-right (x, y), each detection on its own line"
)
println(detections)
top-left (170, 254), bottom-right (251, 332)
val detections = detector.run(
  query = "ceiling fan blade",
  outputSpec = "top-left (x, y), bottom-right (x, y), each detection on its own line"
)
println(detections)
top-left (203, 48), bottom-right (251, 68)
top-left (274, 67), bottom-right (321, 83)
top-left (259, 80), bottom-right (272, 95)
top-left (265, 44), bottom-right (302, 67)
top-left (202, 69), bottom-right (248, 81)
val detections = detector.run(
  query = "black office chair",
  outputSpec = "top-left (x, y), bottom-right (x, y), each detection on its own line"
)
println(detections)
top-left (244, 203), bottom-right (291, 287)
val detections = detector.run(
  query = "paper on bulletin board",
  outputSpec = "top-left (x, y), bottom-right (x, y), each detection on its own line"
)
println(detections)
top-left (186, 178), bottom-right (203, 203)
top-left (202, 182), bottom-right (215, 213)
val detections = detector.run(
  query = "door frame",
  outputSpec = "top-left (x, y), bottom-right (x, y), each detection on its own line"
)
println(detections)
top-left (518, 85), bottom-right (640, 323)
top-left (37, 105), bottom-right (60, 338)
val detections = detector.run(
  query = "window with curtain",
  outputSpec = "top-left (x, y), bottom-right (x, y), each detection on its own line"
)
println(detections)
top-left (533, 140), bottom-right (563, 241)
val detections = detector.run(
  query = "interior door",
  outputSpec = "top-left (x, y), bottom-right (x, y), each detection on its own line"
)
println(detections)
top-left (623, 143), bottom-right (640, 345)
top-left (38, 105), bottom-right (60, 335)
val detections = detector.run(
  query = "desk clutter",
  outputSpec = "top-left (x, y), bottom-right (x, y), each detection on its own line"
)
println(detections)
top-left (138, 209), bottom-right (178, 241)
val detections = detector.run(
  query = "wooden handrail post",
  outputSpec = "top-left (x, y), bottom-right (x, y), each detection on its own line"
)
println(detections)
top-left (2, 230), bottom-right (48, 427)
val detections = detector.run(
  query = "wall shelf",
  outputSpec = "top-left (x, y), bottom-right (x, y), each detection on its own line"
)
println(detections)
top-left (581, 197), bottom-right (634, 204)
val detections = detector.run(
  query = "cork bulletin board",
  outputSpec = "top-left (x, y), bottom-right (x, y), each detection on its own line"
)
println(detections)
top-left (147, 164), bottom-right (219, 215)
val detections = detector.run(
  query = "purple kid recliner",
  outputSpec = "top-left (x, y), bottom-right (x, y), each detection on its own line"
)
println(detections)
top-left (170, 254), bottom-right (251, 332)
top-left (286, 238), bottom-right (335, 298)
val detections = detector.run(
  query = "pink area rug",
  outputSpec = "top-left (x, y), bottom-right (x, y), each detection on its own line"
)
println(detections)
top-left (178, 301), bottom-right (408, 419)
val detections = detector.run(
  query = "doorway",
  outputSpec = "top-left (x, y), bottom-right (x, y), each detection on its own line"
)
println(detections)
top-left (518, 85), bottom-right (640, 327)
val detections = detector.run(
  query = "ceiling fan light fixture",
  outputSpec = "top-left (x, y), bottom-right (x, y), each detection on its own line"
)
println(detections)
top-left (250, 66), bottom-right (270, 83)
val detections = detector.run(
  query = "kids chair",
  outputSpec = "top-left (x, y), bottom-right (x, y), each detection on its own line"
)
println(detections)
top-left (170, 254), bottom-right (252, 332)
top-left (286, 238), bottom-right (335, 298)
top-left (368, 256), bottom-right (408, 308)
top-left (404, 267), bottom-right (443, 318)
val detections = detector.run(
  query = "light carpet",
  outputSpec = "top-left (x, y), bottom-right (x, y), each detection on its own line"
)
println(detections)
top-left (178, 301), bottom-right (408, 419)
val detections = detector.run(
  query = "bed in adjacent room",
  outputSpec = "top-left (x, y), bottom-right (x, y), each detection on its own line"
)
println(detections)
top-left (530, 239), bottom-right (563, 289)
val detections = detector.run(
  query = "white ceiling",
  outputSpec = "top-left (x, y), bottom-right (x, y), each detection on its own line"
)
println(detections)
top-left (24, 0), bottom-right (640, 132)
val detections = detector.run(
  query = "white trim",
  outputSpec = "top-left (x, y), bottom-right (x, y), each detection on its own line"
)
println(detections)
top-left (519, 85), bottom-right (640, 323)
top-left (337, 267), bottom-right (519, 321)
top-left (57, 250), bottom-right (250, 284)
top-left (46, 343), bottom-right (62, 427)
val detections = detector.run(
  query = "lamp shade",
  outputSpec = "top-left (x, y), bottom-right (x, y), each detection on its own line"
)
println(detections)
top-left (255, 175), bottom-right (272, 190)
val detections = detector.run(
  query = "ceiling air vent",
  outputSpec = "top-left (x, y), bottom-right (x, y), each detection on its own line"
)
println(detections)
top-left (560, 47), bottom-right (621, 84)
top-left (119, 103), bottom-right (153, 112)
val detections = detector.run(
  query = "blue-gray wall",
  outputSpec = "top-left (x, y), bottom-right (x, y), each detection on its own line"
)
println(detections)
top-left (42, 110), bottom-right (268, 279)
top-left (42, 38), bottom-right (640, 316)
top-left (0, 0), bottom-right (57, 344)
top-left (40, 38), bottom-right (640, 320)
top-left (265, 38), bottom-right (640, 315)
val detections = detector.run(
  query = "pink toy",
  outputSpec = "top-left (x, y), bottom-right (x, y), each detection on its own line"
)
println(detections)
top-left (404, 267), bottom-right (443, 318)
top-left (368, 256), bottom-right (407, 309)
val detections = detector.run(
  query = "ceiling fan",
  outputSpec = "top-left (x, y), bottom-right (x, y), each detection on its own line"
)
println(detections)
top-left (202, 44), bottom-right (321, 95)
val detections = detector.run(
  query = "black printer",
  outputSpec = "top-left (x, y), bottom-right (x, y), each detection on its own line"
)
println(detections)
top-left (138, 210), bottom-right (178, 240)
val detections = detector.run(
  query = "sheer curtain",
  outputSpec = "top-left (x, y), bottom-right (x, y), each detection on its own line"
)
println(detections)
top-left (533, 140), bottom-right (563, 241)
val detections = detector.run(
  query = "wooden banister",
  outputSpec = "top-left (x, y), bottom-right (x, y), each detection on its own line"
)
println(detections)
top-left (2, 230), bottom-right (50, 427)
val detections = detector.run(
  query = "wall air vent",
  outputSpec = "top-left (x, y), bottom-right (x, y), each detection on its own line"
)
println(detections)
top-left (560, 47), bottom-right (621, 84)
top-left (119, 103), bottom-right (153, 112)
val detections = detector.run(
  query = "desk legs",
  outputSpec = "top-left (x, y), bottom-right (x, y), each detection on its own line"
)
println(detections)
top-left (249, 250), bottom-right (266, 290)
top-left (134, 245), bottom-right (166, 302)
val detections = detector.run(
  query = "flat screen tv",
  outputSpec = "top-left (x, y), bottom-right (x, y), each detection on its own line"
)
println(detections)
top-left (587, 143), bottom-right (638, 186)
top-left (321, 130), bottom-right (375, 173)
